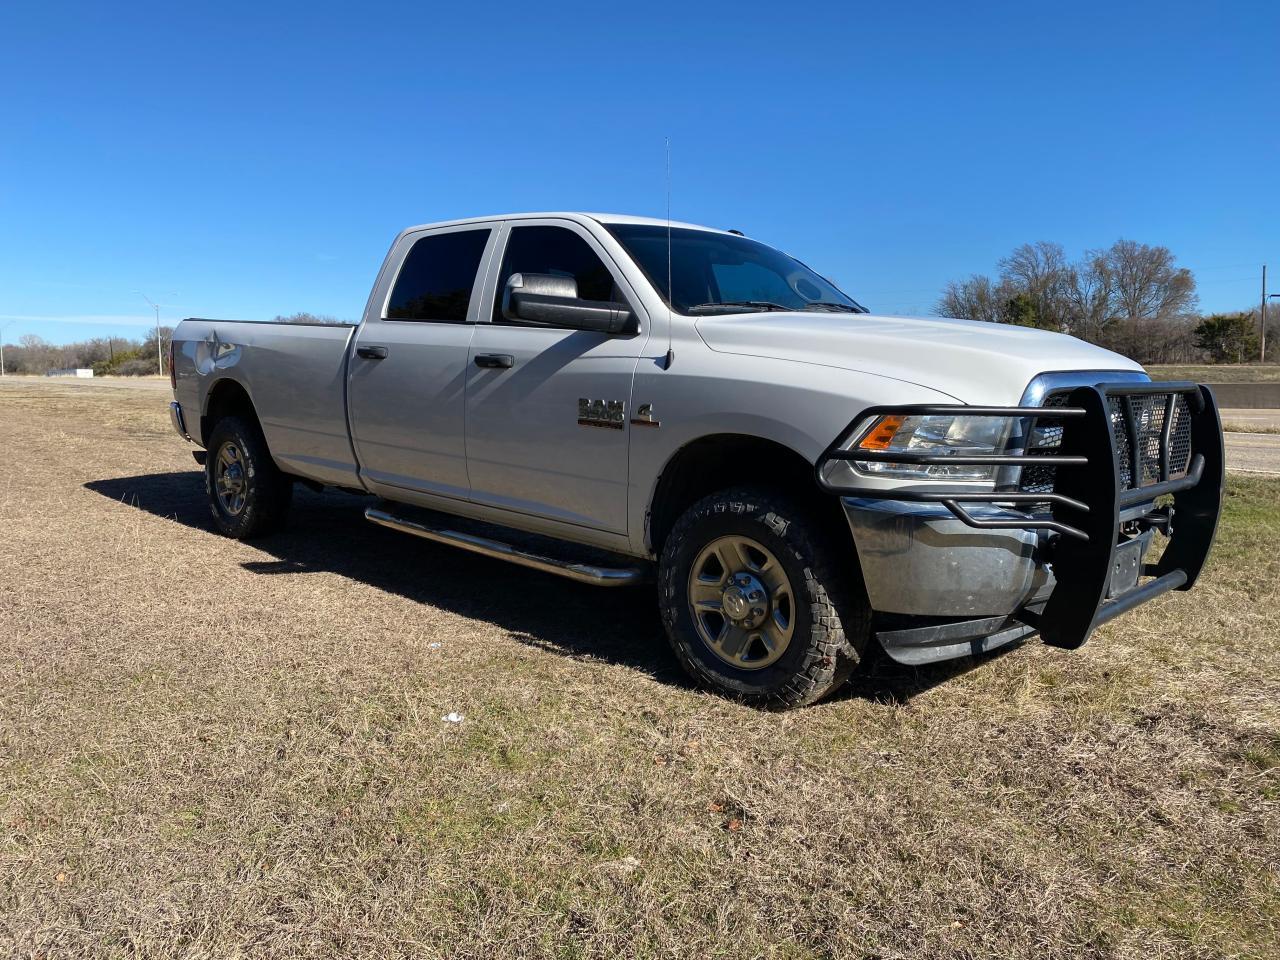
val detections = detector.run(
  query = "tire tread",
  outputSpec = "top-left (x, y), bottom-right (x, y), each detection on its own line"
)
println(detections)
top-left (658, 486), bottom-right (869, 708)
top-left (204, 415), bottom-right (291, 540)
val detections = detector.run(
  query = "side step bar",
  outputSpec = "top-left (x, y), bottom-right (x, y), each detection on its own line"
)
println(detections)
top-left (364, 507), bottom-right (648, 587)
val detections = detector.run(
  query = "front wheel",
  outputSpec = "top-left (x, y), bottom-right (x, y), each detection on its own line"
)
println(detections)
top-left (204, 415), bottom-right (292, 539)
top-left (658, 487), bottom-right (870, 708)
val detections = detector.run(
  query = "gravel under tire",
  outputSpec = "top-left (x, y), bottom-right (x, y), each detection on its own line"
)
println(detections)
top-left (204, 415), bottom-right (292, 540)
top-left (658, 486), bottom-right (870, 708)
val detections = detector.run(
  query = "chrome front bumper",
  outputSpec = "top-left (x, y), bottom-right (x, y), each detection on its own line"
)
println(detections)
top-left (842, 497), bottom-right (1054, 665)
top-left (841, 497), bottom-right (1053, 618)
top-left (169, 401), bottom-right (192, 441)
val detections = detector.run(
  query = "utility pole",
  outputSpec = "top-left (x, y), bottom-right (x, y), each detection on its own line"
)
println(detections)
top-left (0, 320), bottom-right (12, 376)
top-left (1262, 265), bottom-right (1268, 364)
top-left (140, 293), bottom-right (163, 375)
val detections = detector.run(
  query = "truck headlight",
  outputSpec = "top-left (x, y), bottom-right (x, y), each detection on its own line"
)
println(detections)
top-left (847, 413), bottom-right (1016, 481)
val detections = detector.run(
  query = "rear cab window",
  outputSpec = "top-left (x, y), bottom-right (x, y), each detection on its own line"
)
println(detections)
top-left (386, 229), bottom-right (491, 322)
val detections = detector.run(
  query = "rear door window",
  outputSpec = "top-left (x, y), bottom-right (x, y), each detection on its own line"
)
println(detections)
top-left (385, 229), bottom-right (491, 322)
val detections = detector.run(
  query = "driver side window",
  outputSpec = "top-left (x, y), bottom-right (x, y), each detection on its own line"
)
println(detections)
top-left (493, 225), bottom-right (620, 325)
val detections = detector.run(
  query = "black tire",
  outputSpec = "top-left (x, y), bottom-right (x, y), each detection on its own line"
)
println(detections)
top-left (204, 415), bottom-right (292, 539)
top-left (658, 487), bottom-right (870, 708)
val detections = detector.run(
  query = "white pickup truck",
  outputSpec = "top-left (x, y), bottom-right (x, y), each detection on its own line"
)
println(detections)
top-left (168, 213), bottom-right (1224, 707)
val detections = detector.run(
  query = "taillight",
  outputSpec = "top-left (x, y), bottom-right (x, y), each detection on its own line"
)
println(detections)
top-left (168, 339), bottom-right (176, 389)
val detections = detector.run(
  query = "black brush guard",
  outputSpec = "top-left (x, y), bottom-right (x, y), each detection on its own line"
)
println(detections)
top-left (817, 382), bottom-right (1225, 650)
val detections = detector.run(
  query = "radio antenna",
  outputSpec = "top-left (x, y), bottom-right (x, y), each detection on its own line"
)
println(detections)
top-left (664, 137), bottom-right (674, 369)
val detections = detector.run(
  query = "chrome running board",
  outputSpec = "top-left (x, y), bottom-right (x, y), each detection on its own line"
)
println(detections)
top-left (364, 507), bottom-right (648, 587)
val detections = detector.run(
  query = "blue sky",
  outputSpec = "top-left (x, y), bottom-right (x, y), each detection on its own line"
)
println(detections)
top-left (1, 0), bottom-right (1277, 344)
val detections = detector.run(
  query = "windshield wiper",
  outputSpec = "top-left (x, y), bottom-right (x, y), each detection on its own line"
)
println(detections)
top-left (802, 301), bottom-right (864, 313)
top-left (687, 300), bottom-right (795, 315)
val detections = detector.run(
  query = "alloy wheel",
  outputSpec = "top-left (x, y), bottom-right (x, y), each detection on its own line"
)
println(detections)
top-left (214, 441), bottom-right (248, 516)
top-left (687, 534), bottom-right (795, 670)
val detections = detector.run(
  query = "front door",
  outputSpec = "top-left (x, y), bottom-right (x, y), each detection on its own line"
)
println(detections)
top-left (347, 223), bottom-right (497, 501)
top-left (464, 220), bottom-right (649, 533)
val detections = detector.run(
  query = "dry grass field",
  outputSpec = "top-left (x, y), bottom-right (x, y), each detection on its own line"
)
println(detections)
top-left (1147, 365), bottom-right (1280, 384)
top-left (1, 378), bottom-right (1278, 959)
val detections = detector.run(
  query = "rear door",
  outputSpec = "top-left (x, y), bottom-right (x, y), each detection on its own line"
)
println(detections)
top-left (464, 219), bottom-right (650, 533)
top-left (347, 223), bottom-right (498, 501)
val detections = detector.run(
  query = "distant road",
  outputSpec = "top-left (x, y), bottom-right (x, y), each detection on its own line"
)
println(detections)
top-left (1220, 408), bottom-right (1280, 430)
top-left (1224, 432), bottom-right (1280, 476)
top-left (1219, 409), bottom-right (1280, 476)
top-left (3, 377), bottom-right (1278, 476)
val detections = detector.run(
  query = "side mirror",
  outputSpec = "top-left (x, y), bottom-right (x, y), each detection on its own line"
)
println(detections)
top-left (501, 273), bottom-right (634, 335)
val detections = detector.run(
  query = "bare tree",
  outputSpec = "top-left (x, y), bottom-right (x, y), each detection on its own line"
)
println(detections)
top-left (1064, 249), bottom-right (1115, 342)
top-left (138, 326), bottom-right (175, 369)
top-left (272, 312), bottom-right (347, 325)
top-left (17, 334), bottom-right (59, 373)
top-left (936, 275), bottom-right (1006, 323)
top-left (935, 238), bottom-right (1200, 363)
top-left (79, 338), bottom-right (115, 366)
top-left (3, 332), bottom-right (172, 375)
top-left (998, 241), bottom-right (1071, 331)
top-left (1102, 239), bottom-right (1197, 322)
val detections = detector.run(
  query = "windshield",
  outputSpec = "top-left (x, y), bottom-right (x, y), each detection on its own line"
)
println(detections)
top-left (604, 223), bottom-right (866, 315)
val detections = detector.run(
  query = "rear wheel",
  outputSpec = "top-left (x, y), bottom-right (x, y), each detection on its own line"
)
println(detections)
top-left (658, 487), bottom-right (870, 708)
top-left (204, 415), bottom-right (292, 539)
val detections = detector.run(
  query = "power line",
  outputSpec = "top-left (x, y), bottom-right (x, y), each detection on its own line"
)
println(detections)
top-left (138, 293), bottom-right (163, 375)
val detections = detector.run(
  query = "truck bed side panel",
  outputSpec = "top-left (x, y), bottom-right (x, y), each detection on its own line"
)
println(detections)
top-left (174, 319), bottom-right (361, 488)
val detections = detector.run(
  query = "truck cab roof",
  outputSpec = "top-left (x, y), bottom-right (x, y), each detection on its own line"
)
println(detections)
top-left (395, 211), bottom-right (732, 240)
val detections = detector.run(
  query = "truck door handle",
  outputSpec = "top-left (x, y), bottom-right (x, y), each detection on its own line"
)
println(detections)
top-left (357, 345), bottom-right (389, 360)
top-left (474, 353), bottom-right (515, 369)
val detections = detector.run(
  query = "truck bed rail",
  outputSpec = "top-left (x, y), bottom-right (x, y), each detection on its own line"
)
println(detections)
top-left (180, 317), bottom-right (357, 327)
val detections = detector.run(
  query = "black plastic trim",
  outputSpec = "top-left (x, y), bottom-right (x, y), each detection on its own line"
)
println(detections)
top-left (876, 614), bottom-right (1012, 647)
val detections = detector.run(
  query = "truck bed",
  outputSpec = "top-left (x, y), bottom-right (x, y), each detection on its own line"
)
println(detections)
top-left (171, 318), bottom-right (361, 488)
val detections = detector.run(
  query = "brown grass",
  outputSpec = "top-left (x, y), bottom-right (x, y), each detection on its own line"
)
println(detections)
top-left (1147, 364), bottom-right (1280, 384)
top-left (1, 379), bottom-right (1278, 959)
top-left (1223, 423), bottom-right (1280, 435)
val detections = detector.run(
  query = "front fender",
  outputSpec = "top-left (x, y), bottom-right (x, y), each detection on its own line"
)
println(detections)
top-left (626, 345), bottom-right (958, 555)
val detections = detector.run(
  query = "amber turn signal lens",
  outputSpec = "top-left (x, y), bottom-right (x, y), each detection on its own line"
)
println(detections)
top-left (858, 415), bottom-right (906, 450)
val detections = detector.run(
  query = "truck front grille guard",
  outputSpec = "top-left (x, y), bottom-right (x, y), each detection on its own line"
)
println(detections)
top-left (815, 382), bottom-right (1225, 649)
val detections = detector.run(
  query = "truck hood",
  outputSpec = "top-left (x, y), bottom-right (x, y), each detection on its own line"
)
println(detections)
top-left (694, 311), bottom-right (1143, 404)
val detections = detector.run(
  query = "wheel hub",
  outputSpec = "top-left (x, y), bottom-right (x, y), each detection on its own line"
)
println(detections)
top-left (686, 535), bottom-right (795, 671)
top-left (721, 572), bottom-right (768, 628)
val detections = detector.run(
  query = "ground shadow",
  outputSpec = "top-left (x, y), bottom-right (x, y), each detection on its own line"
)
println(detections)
top-left (84, 471), bottom-right (1008, 705)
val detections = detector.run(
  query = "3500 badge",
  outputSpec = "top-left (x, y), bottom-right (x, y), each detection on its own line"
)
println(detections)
top-left (577, 398), bottom-right (626, 429)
